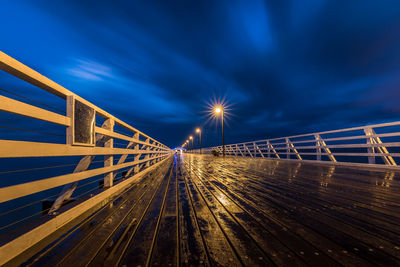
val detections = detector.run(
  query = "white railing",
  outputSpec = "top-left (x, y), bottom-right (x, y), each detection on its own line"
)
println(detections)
top-left (0, 51), bottom-right (172, 264)
top-left (208, 122), bottom-right (400, 169)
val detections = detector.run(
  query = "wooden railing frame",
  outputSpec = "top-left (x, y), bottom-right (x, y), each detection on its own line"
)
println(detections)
top-left (0, 158), bottom-right (168, 266)
top-left (0, 51), bottom-right (171, 204)
top-left (0, 51), bottom-right (173, 263)
top-left (199, 121), bottom-right (400, 169)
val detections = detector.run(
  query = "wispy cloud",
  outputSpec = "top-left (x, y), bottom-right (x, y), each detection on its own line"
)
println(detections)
top-left (67, 58), bottom-right (113, 81)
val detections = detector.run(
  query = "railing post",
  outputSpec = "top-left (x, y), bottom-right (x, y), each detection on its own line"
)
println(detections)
top-left (119, 132), bottom-right (139, 179)
top-left (267, 141), bottom-right (270, 158)
top-left (315, 134), bottom-right (336, 162)
top-left (66, 95), bottom-right (73, 145)
top-left (232, 145), bottom-right (237, 156)
top-left (245, 144), bottom-right (253, 158)
top-left (315, 134), bottom-right (321, 161)
top-left (363, 127), bottom-right (395, 166)
top-left (256, 143), bottom-right (264, 158)
top-left (236, 144), bottom-right (244, 157)
top-left (104, 118), bottom-right (115, 187)
top-left (286, 138), bottom-right (290, 159)
top-left (364, 127), bottom-right (375, 164)
top-left (145, 138), bottom-right (151, 167)
top-left (253, 142), bottom-right (257, 157)
top-left (50, 118), bottom-right (113, 213)
top-left (133, 133), bottom-right (141, 174)
top-left (288, 139), bottom-right (302, 160)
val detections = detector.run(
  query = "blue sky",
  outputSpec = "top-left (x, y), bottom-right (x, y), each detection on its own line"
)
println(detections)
top-left (1, 0), bottom-right (400, 148)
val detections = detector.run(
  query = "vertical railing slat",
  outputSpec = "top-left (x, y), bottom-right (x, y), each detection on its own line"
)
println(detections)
top-left (104, 118), bottom-right (115, 187)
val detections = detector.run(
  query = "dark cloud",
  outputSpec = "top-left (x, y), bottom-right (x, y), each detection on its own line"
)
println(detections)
top-left (1, 0), bottom-right (400, 148)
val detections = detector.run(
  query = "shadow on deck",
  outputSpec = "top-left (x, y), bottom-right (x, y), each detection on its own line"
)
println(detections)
top-left (11, 154), bottom-right (400, 266)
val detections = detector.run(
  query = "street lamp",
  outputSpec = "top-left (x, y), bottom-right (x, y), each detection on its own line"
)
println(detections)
top-left (196, 128), bottom-right (202, 154)
top-left (189, 136), bottom-right (193, 152)
top-left (214, 106), bottom-right (225, 156)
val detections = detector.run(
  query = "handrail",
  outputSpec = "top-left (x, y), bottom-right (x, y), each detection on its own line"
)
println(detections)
top-left (0, 51), bottom-right (166, 146)
top-left (198, 122), bottom-right (400, 169)
top-left (0, 51), bottom-right (172, 264)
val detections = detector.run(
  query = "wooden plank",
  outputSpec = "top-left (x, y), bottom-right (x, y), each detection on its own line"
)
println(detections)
top-left (9, 154), bottom-right (400, 265)
top-left (267, 176), bottom-right (400, 239)
top-left (116, 133), bottom-right (139, 165)
top-left (0, 140), bottom-right (169, 158)
top-left (0, 51), bottom-right (72, 99)
top-left (266, 121), bottom-right (400, 142)
top-left (176, 162), bottom-right (210, 266)
top-left (180, 165), bottom-right (241, 266)
top-left (269, 132), bottom-right (400, 145)
top-left (59, 159), bottom-right (172, 266)
top-left (227, 161), bottom-right (400, 227)
top-left (236, 145), bottom-right (244, 157)
top-left (103, 119), bottom-right (115, 187)
top-left (109, 161), bottom-right (173, 266)
top-left (196, 156), bottom-right (376, 265)
top-left (271, 142), bottom-right (400, 150)
top-left (24, 161), bottom-right (168, 266)
top-left (0, 95), bottom-right (70, 126)
top-left (268, 142), bottom-right (280, 159)
top-left (187, 164), bottom-right (304, 265)
top-left (0, 157), bottom-right (170, 266)
top-left (255, 143), bottom-right (264, 158)
top-left (243, 162), bottom-right (400, 219)
top-left (186, 156), bottom-right (353, 265)
top-left (184, 164), bottom-right (276, 266)
top-left (223, 158), bottom-right (400, 260)
top-left (148, 163), bottom-right (178, 266)
top-left (269, 152), bottom-right (400, 157)
top-left (239, 178), bottom-right (400, 264)
top-left (265, 158), bottom-right (400, 171)
top-left (0, 155), bottom-right (168, 203)
top-left (50, 119), bottom-right (113, 213)
top-left (0, 51), bottom-right (168, 148)
top-left (95, 127), bottom-right (167, 150)
top-left (245, 144), bottom-right (254, 158)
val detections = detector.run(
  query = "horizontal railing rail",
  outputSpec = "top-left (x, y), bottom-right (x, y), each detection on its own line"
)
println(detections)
top-left (203, 121), bottom-right (400, 169)
top-left (0, 51), bottom-right (172, 264)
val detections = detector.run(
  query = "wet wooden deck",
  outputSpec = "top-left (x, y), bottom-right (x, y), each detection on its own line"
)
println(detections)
top-left (20, 154), bottom-right (400, 266)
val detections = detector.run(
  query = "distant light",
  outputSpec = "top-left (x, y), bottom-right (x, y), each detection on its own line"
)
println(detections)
top-left (196, 128), bottom-right (201, 133)
top-left (189, 136), bottom-right (193, 140)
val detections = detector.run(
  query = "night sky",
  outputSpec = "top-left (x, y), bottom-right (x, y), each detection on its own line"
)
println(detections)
top-left (2, 1), bottom-right (400, 148)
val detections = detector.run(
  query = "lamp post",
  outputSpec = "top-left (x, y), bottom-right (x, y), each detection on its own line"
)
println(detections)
top-left (215, 106), bottom-right (225, 156)
top-left (189, 136), bottom-right (193, 153)
top-left (196, 128), bottom-right (202, 154)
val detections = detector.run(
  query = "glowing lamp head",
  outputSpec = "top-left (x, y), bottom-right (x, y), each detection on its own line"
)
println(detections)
top-left (215, 107), bottom-right (222, 114)
top-left (189, 136), bottom-right (193, 140)
top-left (196, 128), bottom-right (201, 133)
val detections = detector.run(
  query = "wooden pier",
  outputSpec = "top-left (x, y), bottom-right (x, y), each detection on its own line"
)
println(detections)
top-left (11, 153), bottom-right (400, 266)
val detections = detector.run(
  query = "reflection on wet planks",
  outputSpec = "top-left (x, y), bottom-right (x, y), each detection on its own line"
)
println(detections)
top-left (25, 158), bottom-right (172, 267)
top-left (184, 154), bottom-right (400, 266)
top-left (22, 154), bottom-right (400, 266)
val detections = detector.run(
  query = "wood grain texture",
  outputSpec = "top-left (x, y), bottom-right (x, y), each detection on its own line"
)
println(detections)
top-left (13, 154), bottom-right (400, 266)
